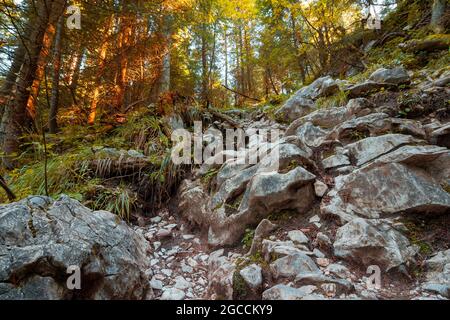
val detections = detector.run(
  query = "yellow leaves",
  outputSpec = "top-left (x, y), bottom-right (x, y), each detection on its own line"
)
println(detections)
top-left (164, 0), bottom-right (194, 12)
top-left (220, 0), bottom-right (257, 21)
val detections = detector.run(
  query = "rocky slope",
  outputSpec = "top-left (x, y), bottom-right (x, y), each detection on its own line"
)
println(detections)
top-left (175, 66), bottom-right (450, 300)
top-left (1, 65), bottom-right (449, 300)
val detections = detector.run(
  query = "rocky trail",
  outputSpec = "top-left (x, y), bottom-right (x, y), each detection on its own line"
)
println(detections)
top-left (1, 65), bottom-right (449, 300)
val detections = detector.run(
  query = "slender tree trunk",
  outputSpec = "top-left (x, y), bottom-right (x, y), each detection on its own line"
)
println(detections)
top-left (49, 16), bottom-right (64, 134)
top-left (115, 1), bottom-right (133, 112)
top-left (290, 12), bottom-right (306, 83)
top-left (26, 17), bottom-right (58, 123)
top-left (201, 24), bottom-right (209, 107)
top-left (244, 26), bottom-right (252, 96)
top-left (68, 47), bottom-right (85, 104)
top-left (159, 14), bottom-right (172, 95)
top-left (0, 44), bottom-right (27, 122)
top-left (88, 17), bottom-right (113, 125)
top-left (224, 27), bottom-right (228, 89)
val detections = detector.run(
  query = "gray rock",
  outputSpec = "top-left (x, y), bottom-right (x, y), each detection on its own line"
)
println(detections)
top-left (333, 218), bottom-right (417, 271)
top-left (314, 181), bottom-right (329, 197)
top-left (295, 122), bottom-right (329, 148)
top-left (150, 278), bottom-right (164, 290)
top-left (262, 240), bottom-right (311, 262)
top-left (330, 113), bottom-right (392, 141)
top-left (345, 134), bottom-right (420, 166)
top-left (323, 153), bottom-right (351, 170)
top-left (325, 264), bottom-right (352, 279)
top-left (275, 97), bottom-right (315, 122)
top-left (288, 230), bottom-right (309, 244)
top-left (270, 253), bottom-right (319, 279)
top-left (369, 67), bottom-right (410, 85)
top-left (313, 249), bottom-right (325, 259)
top-left (174, 276), bottom-right (192, 290)
top-left (322, 162), bottom-right (450, 221)
top-left (239, 264), bottom-right (263, 290)
top-left (0, 196), bottom-right (151, 300)
top-left (295, 273), bottom-right (355, 295)
top-left (262, 284), bottom-right (318, 300)
top-left (422, 249), bottom-right (450, 298)
top-left (247, 219), bottom-right (277, 256)
top-left (298, 76), bottom-right (340, 100)
top-left (284, 98), bottom-right (372, 137)
top-left (161, 288), bottom-right (186, 301)
top-left (345, 81), bottom-right (396, 98)
top-left (208, 166), bottom-right (316, 247)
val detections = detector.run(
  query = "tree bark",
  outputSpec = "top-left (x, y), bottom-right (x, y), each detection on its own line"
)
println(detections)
top-left (115, 0), bottom-right (133, 112)
top-left (431, 0), bottom-right (446, 33)
top-left (49, 16), bottom-right (64, 134)
top-left (88, 17), bottom-right (113, 125)
top-left (68, 47), bottom-right (85, 105)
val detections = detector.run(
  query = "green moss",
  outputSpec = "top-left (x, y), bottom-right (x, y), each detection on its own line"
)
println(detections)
top-left (403, 220), bottom-right (434, 256)
top-left (267, 209), bottom-right (297, 222)
top-left (232, 271), bottom-right (248, 299)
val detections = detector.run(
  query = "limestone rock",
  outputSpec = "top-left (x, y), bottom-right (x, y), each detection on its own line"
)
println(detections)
top-left (333, 218), bottom-right (417, 271)
top-left (0, 196), bottom-right (151, 300)
top-left (270, 253), bottom-right (319, 279)
top-left (369, 67), bottom-right (410, 85)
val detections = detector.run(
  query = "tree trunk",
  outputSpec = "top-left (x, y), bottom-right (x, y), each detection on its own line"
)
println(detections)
top-left (0, 44), bottom-right (26, 122)
top-left (26, 16), bottom-right (59, 123)
top-left (431, 0), bottom-right (446, 33)
top-left (0, 0), bottom-right (66, 169)
top-left (88, 17), bottom-right (113, 125)
top-left (115, 1), bottom-right (133, 112)
top-left (49, 16), bottom-right (63, 134)
top-left (68, 47), bottom-right (85, 105)
top-left (201, 24), bottom-right (209, 107)
top-left (159, 14), bottom-right (172, 95)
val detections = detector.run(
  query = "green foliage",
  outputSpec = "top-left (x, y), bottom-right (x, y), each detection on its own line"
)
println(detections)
top-left (241, 228), bottom-right (255, 249)
top-left (90, 184), bottom-right (137, 222)
top-left (232, 271), bottom-right (249, 299)
top-left (316, 91), bottom-right (349, 109)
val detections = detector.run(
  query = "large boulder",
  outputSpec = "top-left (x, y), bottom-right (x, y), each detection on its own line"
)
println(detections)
top-left (345, 134), bottom-right (420, 166)
top-left (369, 67), bottom-right (411, 85)
top-left (275, 97), bottom-right (315, 122)
top-left (322, 162), bottom-right (450, 221)
top-left (284, 98), bottom-right (372, 137)
top-left (276, 76), bottom-right (341, 122)
top-left (291, 76), bottom-right (340, 101)
top-left (0, 196), bottom-right (151, 300)
top-left (333, 218), bottom-right (417, 271)
top-left (208, 166), bottom-right (316, 246)
top-left (345, 81), bottom-right (396, 98)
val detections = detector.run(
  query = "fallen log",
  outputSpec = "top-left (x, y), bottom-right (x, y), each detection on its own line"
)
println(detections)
top-left (399, 36), bottom-right (450, 53)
